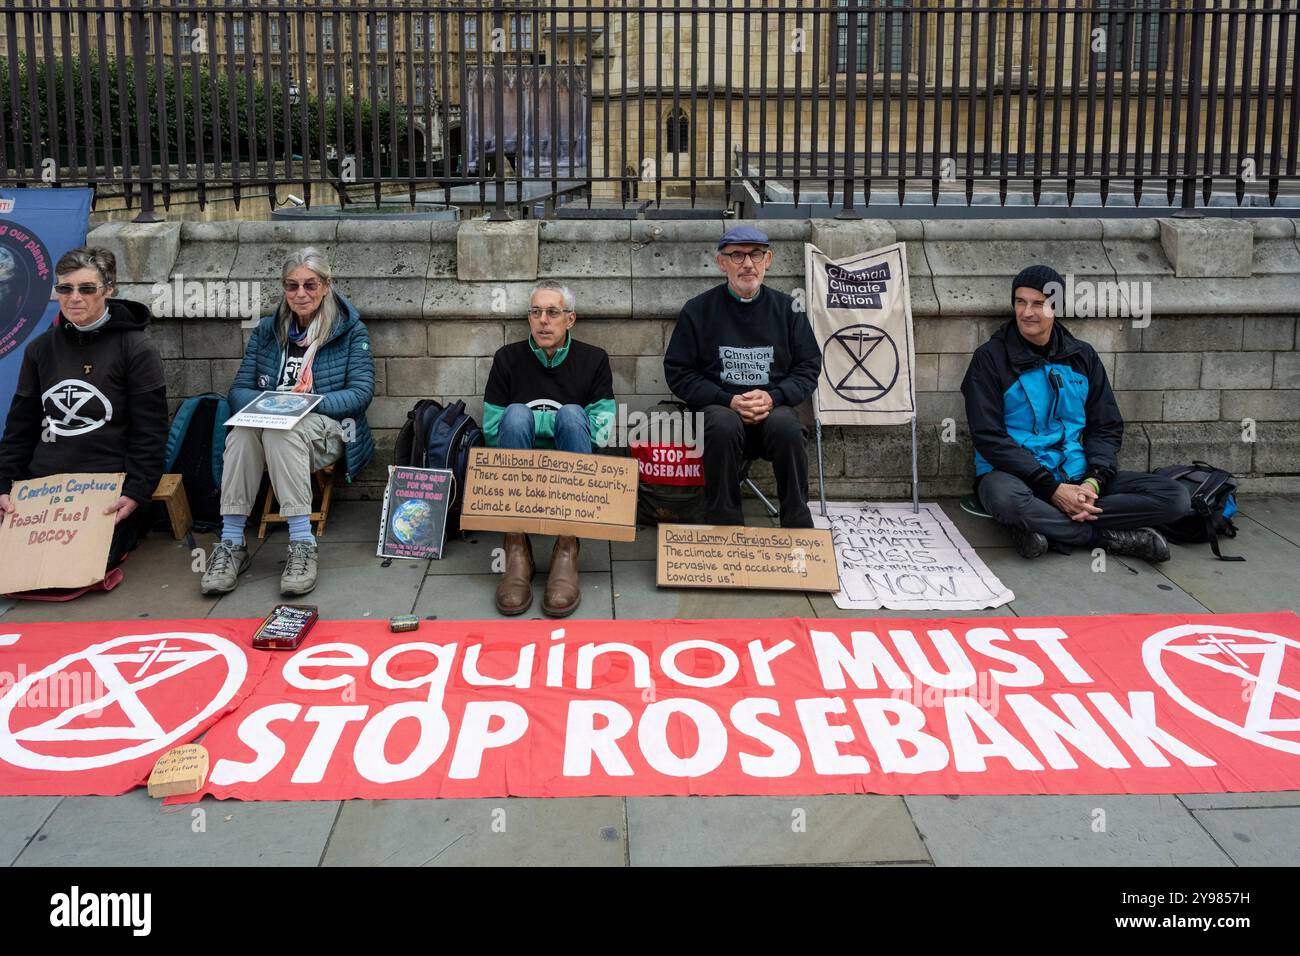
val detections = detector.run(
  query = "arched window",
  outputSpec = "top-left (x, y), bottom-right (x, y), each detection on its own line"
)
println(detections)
top-left (666, 108), bottom-right (690, 154)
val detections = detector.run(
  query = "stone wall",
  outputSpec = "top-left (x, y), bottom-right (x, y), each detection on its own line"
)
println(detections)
top-left (89, 215), bottom-right (1300, 501)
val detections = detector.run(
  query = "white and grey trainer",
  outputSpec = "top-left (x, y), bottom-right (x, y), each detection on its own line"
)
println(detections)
top-left (200, 540), bottom-right (251, 595)
top-left (280, 541), bottom-right (319, 596)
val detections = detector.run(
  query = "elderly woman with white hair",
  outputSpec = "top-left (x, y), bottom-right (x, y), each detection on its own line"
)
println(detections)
top-left (200, 248), bottom-right (375, 597)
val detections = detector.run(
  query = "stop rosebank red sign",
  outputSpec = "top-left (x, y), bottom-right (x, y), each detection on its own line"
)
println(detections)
top-left (1, 613), bottom-right (1298, 799)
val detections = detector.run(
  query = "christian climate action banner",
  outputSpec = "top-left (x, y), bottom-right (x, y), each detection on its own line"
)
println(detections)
top-left (805, 241), bottom-right (916, 426)
top-left (0, 614), bottom-right (1298, 800)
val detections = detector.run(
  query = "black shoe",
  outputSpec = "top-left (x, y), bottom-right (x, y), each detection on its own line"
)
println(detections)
top-left (1101, 527), bottom-right (1171, 563)
top-left (1008, 525), bottom-right (1049, 559)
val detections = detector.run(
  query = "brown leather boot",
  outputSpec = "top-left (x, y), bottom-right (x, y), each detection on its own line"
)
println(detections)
top-left (542, 536), bottom-right (581, 618)
top-left (494, 532), bottom-right (534, 616)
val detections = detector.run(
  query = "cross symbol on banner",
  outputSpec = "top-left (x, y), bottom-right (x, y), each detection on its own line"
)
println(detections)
top-left (832, 327), bottom-right (890, 394)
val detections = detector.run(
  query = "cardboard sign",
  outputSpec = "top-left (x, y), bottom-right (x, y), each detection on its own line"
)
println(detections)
top-left (147, 743), bottom-right (209, 799)
top-left (460, 447), bottom-right (638, 542)
top-left (815, 502), bottom-right (1015, 611)
top-left (377, 466), bottom-right (453, 560)
top-left (0, 472), bottom-right (123, 592)
top-left (225, 391), bottom-right (322, 430)
top-left (656, 524), bottom-right (840, 591)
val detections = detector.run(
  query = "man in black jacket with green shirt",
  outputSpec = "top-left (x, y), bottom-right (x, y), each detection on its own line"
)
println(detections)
top-left (664, 226), bottom-right (821, 528)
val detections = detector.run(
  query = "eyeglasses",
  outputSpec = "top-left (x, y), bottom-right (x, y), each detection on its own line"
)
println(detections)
top-left (54, 283), bottom-right (106, 296)
top-left (527, 307), bottom-right (571, 320)
top-left (722, 250), bottom-right (769, 264)
top-left (283, 279), bottom-right (324, 292)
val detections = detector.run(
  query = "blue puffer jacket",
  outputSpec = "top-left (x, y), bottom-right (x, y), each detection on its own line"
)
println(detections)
top-left (228, 292), bottom-right (376, 481)
top-left (961, 319), bottom-right (1123, 500)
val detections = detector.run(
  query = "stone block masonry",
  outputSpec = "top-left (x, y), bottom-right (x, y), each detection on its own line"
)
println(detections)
top-left (97, 216), bottom-right (1300, 502)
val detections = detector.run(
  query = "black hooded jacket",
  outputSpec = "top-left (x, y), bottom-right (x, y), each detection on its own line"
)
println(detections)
top-left (0, 298), bottom-right (168, 506)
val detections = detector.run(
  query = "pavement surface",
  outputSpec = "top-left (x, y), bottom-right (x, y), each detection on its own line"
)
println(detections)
top-left (2, 495), bottom-right (1298, 867)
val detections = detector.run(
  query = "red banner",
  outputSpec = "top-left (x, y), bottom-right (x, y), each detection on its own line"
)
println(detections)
top-left (0, 622), bottom-right (271, 795)
top-left (2, 613), bottom-right (1299, 799)
top-left (629, 443), bottom-right (705, 486)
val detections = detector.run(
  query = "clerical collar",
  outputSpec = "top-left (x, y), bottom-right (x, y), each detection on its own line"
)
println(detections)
top-left (726, 284), bottom-right (763, 304)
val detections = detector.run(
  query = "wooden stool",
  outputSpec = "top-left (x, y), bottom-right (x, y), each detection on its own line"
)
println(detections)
top-left (258, 464), bottom-right (337, 539)
top-left (152, 474), bottom-right (193, 540)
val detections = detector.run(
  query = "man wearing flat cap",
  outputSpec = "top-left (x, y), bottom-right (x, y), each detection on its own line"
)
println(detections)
top-left (663, 225), bottom-right (821, 527)
top-left (961, 263), bottom-right (1190, 561)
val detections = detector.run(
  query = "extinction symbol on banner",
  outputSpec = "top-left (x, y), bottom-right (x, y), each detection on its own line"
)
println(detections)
top-left (1144, 624), bottom-right (1300, 755)
top-left (0, 633), bottom-right (247, 771)
top-left (823, 324), bottom-right (901, 404)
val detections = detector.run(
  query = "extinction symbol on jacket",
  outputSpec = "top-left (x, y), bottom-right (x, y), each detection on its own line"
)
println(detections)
top-left (40, 378), bottom-right (114, 437)
top-left (822, 324), bottom-right (900, 404)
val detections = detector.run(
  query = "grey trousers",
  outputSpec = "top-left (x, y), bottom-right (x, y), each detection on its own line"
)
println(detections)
top-left (220, 412), bottom-right (344, 518)
top-left (978, 469), bottom-right (1191, 547)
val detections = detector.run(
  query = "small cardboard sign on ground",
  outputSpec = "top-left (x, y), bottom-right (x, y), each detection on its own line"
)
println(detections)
top-left (0, 473), bottom-right (123, 592)
top-left (460, 447), bottom-right (638, 542)
top-left (656, 524), bottom-right (840, 591)
top-left (148, 744), bottom-right (209, 799)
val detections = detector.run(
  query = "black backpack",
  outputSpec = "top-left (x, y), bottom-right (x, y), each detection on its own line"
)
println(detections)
top-left (393, 399), bottom-right (485, 536)
top-left (162, 393), bottom-right (231, 532)
top-left (1153, 461), bottom-right (1244, 562)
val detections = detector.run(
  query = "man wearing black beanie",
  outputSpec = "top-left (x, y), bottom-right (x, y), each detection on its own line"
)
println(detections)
top-left (959, 264), bottom-right (1190, 561)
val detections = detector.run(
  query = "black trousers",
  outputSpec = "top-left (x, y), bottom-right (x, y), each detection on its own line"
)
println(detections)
top-left (701, 404), bottom-right (812, 528)
top-left (978, 469), bottom-right (1191, 547)
top-left (106, 505), bottom-right (151, 569)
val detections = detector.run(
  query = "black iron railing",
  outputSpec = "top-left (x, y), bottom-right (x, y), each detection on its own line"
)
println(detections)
top-left (0, 1), bottom-right (1296, 220)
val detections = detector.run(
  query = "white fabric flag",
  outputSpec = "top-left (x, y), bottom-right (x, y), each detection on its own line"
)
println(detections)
top-left (805, 241), bottom-right (916, 426)
top-left (813, 502), bottom-right (1015, 611)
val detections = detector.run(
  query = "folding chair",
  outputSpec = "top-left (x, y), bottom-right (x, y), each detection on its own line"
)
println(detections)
top-left (258, 464), bottom-right (337, 538)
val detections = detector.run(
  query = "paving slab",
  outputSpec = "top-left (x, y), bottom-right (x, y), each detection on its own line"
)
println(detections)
top-left (414, 571), bottom-right (614, 620)
top-left (1235, 495), bottom-right (1300, 547)
top-left (1156, 517), bottom-right (1300, 614)
top-left (12, 791), bottom-right (340, 866)
top-left (0, 535), bottom-right (231, 624)
top-left (611, 560), bottom-right (815, 620)
top-left (626, 795), bottom-right (928, 866)
top-left (976, 547), bottom-right (1210, 616)
top-left (1178, 791), bottom-right (1300, 810)
top-left (300, 499), bottom-right (387, 543)
top-left (206, 540), bottom-right (429, 620)
top-left (322, 797), bottom-right (627, 866)
top-left (905, 794), bottom-right (1235, 866)
top-left (937, 499), bottom-right (1011, 549)
top-left (1191, 807), bottom-right (1300, 865)
top-left (0, 796), bottom-right (62, 866)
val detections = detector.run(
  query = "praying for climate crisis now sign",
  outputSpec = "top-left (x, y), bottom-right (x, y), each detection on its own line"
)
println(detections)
top-left (1, 613), bottom-right (1299, 800)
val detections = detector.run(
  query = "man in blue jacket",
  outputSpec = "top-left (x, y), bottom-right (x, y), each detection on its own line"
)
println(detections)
top-left (961, 264), bottom-right (1189, 562)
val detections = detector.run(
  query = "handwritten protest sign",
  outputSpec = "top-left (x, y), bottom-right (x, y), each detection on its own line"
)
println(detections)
top-left (460, 448), bottom-right (638, 542)
top-left (0, 472), bottom-right (122, 592)
top-left (814, 501), bottom-right (1014, 610)
top-left (656, 524), bottom-right (840, 591)
top-left (147, 744), bottom-right (209, 799)
top-left (377, 466), bottom-right (452, 560)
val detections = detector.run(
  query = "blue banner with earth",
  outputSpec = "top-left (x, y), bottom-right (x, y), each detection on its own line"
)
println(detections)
top-left (0, 189), bottom-right (94, 426)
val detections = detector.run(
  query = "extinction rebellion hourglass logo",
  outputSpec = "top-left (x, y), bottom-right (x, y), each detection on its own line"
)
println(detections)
top-left (0, 221), bottom-right (55, 360)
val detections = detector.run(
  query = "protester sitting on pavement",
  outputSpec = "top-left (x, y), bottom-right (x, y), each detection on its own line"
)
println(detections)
top-left (663, 225), bottom-right (821, 529)
top-left (0, 247), bottom-right (168, 575)
top-left (961, 263), bottom-right (1190, 562)
top-left (200, 248), bottom-right (375, 597)
top-left (482, 280), bottom-right (616, 618)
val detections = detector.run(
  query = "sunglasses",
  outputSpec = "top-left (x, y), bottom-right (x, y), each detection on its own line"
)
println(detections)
top-left (282, 279), bottom-right (325, 292)
top-left (54, 283), bottom-right (107, 296)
